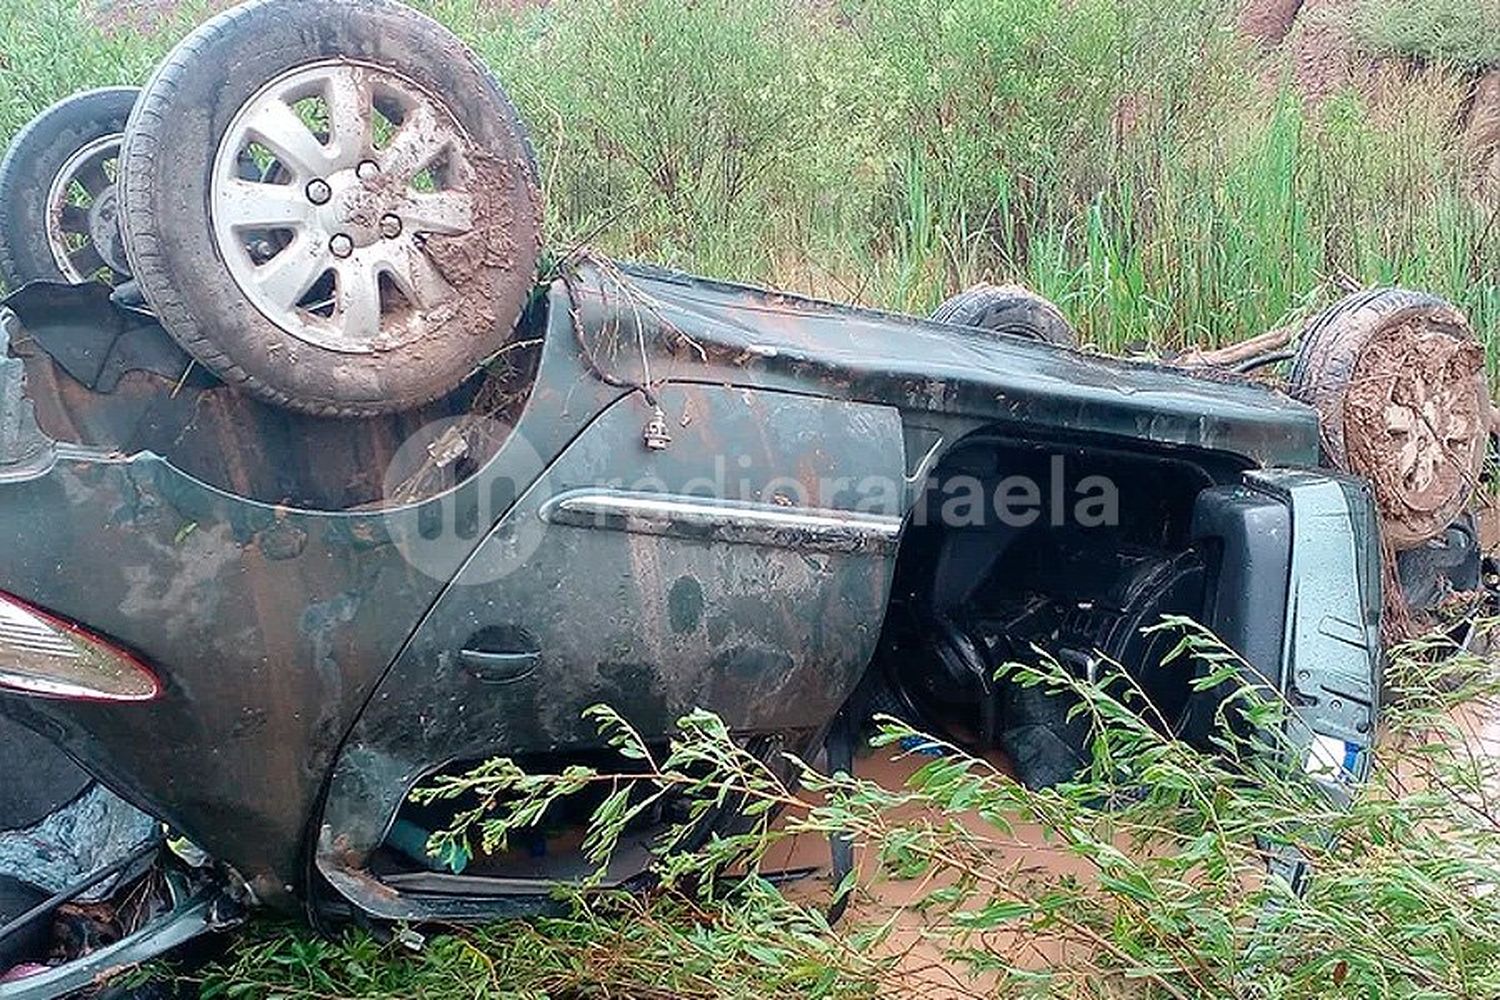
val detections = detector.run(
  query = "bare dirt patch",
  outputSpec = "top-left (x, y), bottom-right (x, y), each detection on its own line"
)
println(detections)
top-left (1287, 0), bottom-right (1361, 102)
top-left (1467, 68), bottom-right (1500, 186)
top-left (1238, 0), bottom-right (1305, 46)
top-left (765, 751), bottom-right (1075, 998)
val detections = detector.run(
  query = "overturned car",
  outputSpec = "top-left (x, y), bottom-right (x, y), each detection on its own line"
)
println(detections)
top-left (0, 0), bottom-right (1494, 993)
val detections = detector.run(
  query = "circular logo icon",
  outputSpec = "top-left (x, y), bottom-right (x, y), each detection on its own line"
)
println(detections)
top-left (380, 415), bottom-right (546, 586)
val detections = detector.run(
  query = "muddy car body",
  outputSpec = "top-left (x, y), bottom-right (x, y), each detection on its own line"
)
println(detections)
top-left (0, 0), bottom-right (1458, 991)
top-left (0, 259), bottom-right (1381, 936)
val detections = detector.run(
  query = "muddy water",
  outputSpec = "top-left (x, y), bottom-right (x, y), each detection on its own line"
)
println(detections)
top-left (760, 749), bottom-right (1110, 998)
top-left (774, 704), bottom-right (1500, 997)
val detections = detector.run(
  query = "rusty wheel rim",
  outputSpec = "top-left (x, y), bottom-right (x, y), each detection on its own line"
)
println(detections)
top-left (45, 133), bottom-right (128, 283)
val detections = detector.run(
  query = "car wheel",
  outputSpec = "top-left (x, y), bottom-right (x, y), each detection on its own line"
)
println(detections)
top-left (118, 0), bottom-right (543, 418)
top-left (1288, 288), bottom-right (1489, 551)
top-left (0, 88), bottom-right (139, 290)
top-left (931, 283), bottom-right (1078, 347)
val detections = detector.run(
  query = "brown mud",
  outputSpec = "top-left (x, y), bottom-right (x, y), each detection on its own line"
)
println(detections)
top-left (762, 748), bottom-right (1180, 998)
top-left (420, 152), bottom-right (541, 330)
top-left (1342, 317), bottom-right (1488, 551)
top-left (1238, 0), bottom-right (1304, 45)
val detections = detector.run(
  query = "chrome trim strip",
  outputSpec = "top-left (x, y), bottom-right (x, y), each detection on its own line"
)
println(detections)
top-left (541, 490), bottom-right (903, 553)
top-left (0, 669), bottom-right (103, 701)
top-left (0, 603), bottom-right (77, 658)
top-left (554, 492), bottom-right (902, 535)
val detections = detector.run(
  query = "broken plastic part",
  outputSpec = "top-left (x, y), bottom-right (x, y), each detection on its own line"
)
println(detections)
top-left (0, 785), bottom-right (158, 899)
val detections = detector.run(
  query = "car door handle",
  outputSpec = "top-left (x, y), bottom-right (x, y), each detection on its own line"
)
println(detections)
top-left (458, 649), bottom-right (540, 685)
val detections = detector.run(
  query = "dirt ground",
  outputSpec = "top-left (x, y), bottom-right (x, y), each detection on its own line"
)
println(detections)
top-left (1468, 69), bottom-right (1500, 189)
top-left (1238, 0), bottom-right (1500, 182)
top-left (759, 749), bottom-right (1128, 999)
top-left (1238, 0), bottom-right (1372, 102)
top-left (1238, 0), bottom-right (1304, 45)
top-left (765, 755), bottom-right (973, 999)
top-left (1286, 0), bottom-right (1361, 101)
top-left (762, 700), bottom-right (1500, 998)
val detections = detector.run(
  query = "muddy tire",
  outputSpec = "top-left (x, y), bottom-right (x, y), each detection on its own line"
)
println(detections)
top-left (118, 0), bottom-right (542, 417)
top-left (931, 284), bottom-right (1077, 347)
top-left (0, 88), bottom-right (138, 290)
top-left (1288, 288), bottom-right (1489, 551)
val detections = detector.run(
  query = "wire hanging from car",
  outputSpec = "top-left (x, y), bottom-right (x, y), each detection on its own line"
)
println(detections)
top-left (557, 252), bottom-right (660, 409)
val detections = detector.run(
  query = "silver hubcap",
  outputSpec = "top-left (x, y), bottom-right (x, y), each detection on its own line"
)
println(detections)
top-left (209, 61), bottom-right (478, 354)
top-left (46, 134), bottom-right (127, 283)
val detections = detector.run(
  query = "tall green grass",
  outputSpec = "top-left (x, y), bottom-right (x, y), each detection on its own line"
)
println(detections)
top-left (0, 0), bottom-right (1494, 353)
top-left (1353, 0), bottom-right (1500, 69)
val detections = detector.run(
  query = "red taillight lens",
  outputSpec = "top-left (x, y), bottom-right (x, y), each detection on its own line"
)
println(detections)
top-left (0, 593), bottom-right (160, 702)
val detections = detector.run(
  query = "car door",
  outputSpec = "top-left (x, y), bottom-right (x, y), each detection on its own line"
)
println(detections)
top-left (318, 382), bottom-right (907, 895)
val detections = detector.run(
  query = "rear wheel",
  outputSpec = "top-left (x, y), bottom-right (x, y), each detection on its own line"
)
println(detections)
top-left (931, 283), bottom-right (1078, 347)
top-left (1288, 288), bottom-right (1489, 551)
top-left (0, 88), bottom-right (138, 290)
top-left (119, 0), bottom-right (543, 417)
